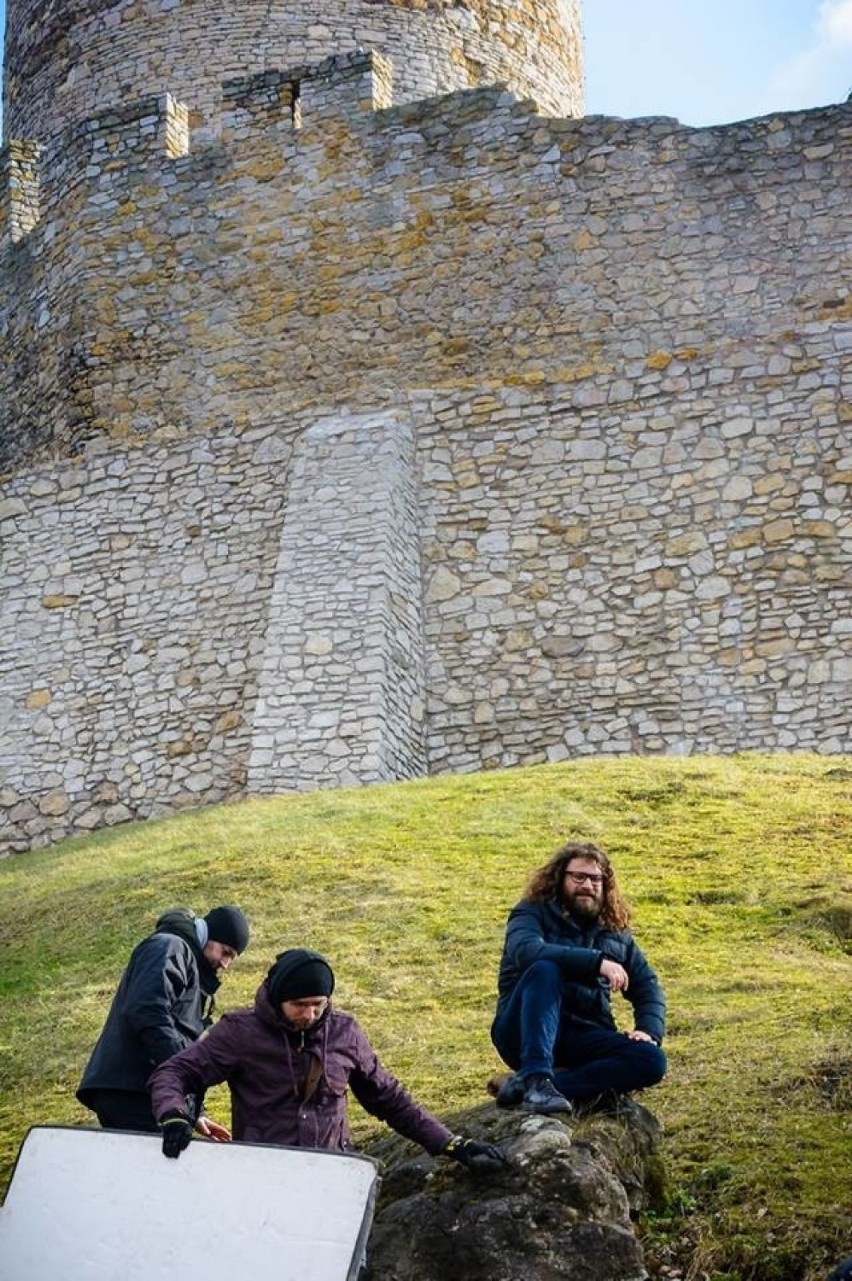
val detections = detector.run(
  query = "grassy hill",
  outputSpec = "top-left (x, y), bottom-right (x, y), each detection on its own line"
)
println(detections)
top-left (1, 752), bottom-right (850, 1280)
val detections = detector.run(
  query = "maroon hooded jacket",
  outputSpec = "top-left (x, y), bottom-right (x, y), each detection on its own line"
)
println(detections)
top-left (148, 980), bottom-right (453, 1154)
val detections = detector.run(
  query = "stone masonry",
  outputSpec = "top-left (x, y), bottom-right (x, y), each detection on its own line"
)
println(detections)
top-left (3, 0), bottom-right (583, 143)
top-left (0, 5), bottom-right (850, 853)
top-left (247, 410), bottom-right (427, 793)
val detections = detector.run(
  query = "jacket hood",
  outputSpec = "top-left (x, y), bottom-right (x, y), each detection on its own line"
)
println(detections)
top-left (156, 908), bottom-right (220, 994)
top-left (155, 907), bottom-right (200, 948)
top-left (255, 979), bottom-right (281, 1024)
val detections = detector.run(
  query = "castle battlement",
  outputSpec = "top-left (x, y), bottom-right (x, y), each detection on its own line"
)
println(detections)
top-left (0, 1), bottom-right (849, 854)
top-left (3, 81), bottom-right (848, 270)
top-left (0, 50), bottom-right (405, 246)
top-left (221, 51), bottom-right (395, 139)
top-left (3, 0), bottom-right (583, 145)
top-left (1, 94), bottom-right (190, 251)
top-left (79, 94), bottom-right (191, 164)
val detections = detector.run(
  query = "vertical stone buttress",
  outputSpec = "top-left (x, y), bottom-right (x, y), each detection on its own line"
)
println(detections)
top-left (248, 411), bottom-right (427, 793)
top-left (3, 0), bottom-right (583, 142)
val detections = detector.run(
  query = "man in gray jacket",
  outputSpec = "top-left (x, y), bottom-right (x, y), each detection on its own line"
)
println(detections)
top-left (77, 904), bottom-right (250, 1133)
top-left (491, 842), bottom-right (666, 1116)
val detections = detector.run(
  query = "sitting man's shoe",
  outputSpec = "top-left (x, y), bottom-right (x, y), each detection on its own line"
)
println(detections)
top-left (607, 1093), bottom-right (645, 1123)
top-left (579, 1090), bottom-right (645, 1123)
top-left (494, 1072), bottom-right (524, 1109)
top-left (520, 1073), bottom-right (574, 1115)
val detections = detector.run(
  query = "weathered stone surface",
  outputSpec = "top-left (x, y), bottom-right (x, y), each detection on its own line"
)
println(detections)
top-left (363, 1100), bottom-right (664, 1280)
top-left (37, 789), bottom-right (69, 816)
top-left (4, 3), bottom-right (582, 147)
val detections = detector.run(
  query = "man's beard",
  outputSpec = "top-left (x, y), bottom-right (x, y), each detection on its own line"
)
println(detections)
top-left (564, 889), bottom-right (602, 922)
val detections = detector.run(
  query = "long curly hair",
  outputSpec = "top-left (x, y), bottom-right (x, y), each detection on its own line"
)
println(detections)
top-left (524, 841), bottom-right (632, 931)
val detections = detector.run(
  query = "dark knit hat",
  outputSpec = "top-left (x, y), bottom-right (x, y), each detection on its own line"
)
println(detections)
top-left (204, 905), bottom-right (250, 954)
top-left (268, 949), bottom-right (335, 1007)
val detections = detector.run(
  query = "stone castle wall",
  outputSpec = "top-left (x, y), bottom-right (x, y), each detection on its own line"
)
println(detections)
top-left (2, 57), bottom-right (849, 468)
top-left (3, 0), bottom-right (583, 143)
top-left (0, 422), bottom-right (298, 845)
top-left (0, 54), bottom-right (850, 853)
top-left (413, 385), bottom-right (850, 771)
top-left (247, 409), bottom-right (429, 793)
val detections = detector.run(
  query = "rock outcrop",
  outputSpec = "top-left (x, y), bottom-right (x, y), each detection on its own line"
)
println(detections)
top-left (363, 1096), bottom-right (666, 1280)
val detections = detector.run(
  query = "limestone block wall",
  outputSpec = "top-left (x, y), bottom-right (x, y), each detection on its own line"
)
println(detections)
top-left (3, 0), bottom-right (583, 144)
top-left (0, 403), bottom-right (431, 853)
top-left (0, 59), bottom-right (850, 853)
top-left (248, 410), bottom-right (427, 793)
top-left (0, 422), bottom-right (300, 852)
top-left (1, 63), bottom-right (849, 474)
top-left (413, 384), bottom-right (851, 770)
top-left (2, 359), bottom-right (847, 856)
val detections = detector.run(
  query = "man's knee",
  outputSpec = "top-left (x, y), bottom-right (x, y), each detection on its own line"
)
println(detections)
top-left (631, 1040), bottom-right (667, 1087)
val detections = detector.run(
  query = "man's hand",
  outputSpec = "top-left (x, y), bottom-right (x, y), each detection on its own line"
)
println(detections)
top-left (627, 1030), bottom-right (656, 1043)
top-left (442, 1135), bottom-right (507, 1172)
top-left (160, 1109), bottom-right (193, 1159)
top-left (195, 1115), bottom-right (232, 1142)
top-left (600, 959), bottom-right (629, 992)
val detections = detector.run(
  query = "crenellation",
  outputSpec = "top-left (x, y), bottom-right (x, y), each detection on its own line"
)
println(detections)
top-left (82, 93), bottom-right (191, 163)
top-left (221, 71), bottom-right (301, 141)
top-left (221, 51), bottom-right (395, 140)
top-left (297, 50), bottom-right (395, 121)
top-left (20, 91), bottom-right (193, 237)
top-left (3, 0), bottom-right (583, 144)
top-left (0, 139), bottom-right (42, 246)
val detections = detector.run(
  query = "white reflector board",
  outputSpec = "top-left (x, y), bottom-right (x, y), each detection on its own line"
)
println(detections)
top-left (0, 1126), bottom-right (379, 1281)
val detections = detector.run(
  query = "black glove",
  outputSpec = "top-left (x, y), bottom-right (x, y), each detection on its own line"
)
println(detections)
top-left (442, 1134), bottom-right (507, 1172)
top-left (160, 1109), bottom-right (193, 1159)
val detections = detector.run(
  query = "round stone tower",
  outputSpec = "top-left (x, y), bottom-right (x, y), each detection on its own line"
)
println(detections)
top-left (3, 0), bottom-right (584, 143)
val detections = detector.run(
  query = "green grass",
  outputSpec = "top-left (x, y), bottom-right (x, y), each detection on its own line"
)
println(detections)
top-left (1, 752), bottom-right (850, 1280)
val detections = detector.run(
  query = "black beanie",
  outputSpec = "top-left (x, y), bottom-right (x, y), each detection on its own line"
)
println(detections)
top-left (204, 905), bottom-right (250, 954)
top-left (268, 949), bottom-right (335, 1007)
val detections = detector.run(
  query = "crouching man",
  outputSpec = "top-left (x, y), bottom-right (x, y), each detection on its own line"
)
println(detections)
top-left (77, 904), bottom-right (249, 1134)
top-left (150, 948), bottom-right (504, 1173)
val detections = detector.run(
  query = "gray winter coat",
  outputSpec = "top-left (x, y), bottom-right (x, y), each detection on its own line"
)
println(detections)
top-left (77, 909), bottom-right (218, 1110)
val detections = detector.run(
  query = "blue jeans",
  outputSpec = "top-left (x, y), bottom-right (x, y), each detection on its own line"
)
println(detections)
top-left (491, 959), bottom-right (667, 1100)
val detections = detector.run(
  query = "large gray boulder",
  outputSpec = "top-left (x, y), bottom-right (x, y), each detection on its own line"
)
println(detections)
top-left (363, 1097), bottom-right (666, 1281)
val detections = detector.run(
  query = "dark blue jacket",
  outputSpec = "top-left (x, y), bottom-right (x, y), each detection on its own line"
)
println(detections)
top-left (495, 898), bottom-right (666, 1044)
top-left (77, 909), bottom-right (219, 1109)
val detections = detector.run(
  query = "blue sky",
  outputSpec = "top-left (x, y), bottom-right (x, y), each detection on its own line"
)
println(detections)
top-left (584, 0), bottom-right (852, 124)
top-left (0, 0), bottom-right (850, 132)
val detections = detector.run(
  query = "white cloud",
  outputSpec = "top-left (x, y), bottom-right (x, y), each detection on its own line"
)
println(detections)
top-left (818, 0), bottom-right (852, 44)
top-left (764, 0), bottom-right (852, 110)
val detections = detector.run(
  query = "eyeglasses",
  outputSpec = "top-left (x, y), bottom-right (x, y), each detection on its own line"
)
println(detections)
top-left (564, 870), bottom-right (604, 888)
